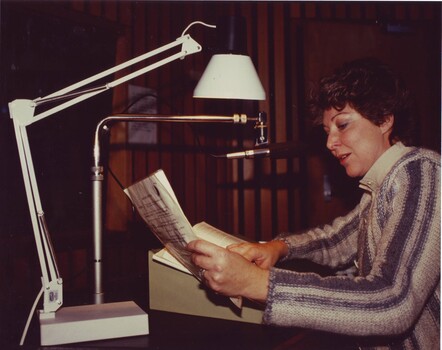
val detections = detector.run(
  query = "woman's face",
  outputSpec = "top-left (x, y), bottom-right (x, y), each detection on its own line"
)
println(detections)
top-left (322, 105), bottom-right (393, 178)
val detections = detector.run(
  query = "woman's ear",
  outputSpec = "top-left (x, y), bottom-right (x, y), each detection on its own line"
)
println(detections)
top-left (380, 115), bottom-right (394, 135)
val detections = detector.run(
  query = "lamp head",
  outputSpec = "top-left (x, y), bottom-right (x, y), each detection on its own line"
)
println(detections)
top-left (193, 16), bottom-right (266, 101)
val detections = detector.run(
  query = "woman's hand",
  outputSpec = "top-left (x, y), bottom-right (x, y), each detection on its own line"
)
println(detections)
top-left (187, 240), bottom-right (269, 302)
top-left (227, 240), bottom-right (288, 269)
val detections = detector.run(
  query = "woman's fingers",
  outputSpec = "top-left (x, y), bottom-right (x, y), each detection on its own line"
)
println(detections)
top-left (187, 239), bottom-right (226, 270)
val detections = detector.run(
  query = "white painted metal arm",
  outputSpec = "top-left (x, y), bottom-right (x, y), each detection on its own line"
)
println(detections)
top-left (10, 100), bottom-right (63, 313)
top-left (24, 34), bottom-right (202, 125)
top-left (8, 33), bottom-right (203, 314)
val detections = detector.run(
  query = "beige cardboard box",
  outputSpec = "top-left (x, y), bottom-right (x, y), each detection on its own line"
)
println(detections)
top-left (148, 250), bottom-right (264, 324)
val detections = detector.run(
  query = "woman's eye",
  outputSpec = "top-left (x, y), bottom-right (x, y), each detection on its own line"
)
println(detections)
top-left (337, 122), bottom-right (348, 130)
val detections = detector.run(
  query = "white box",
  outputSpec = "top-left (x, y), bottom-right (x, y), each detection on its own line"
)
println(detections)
top-left (39, 301), bottom-right (149, 346)
top-left (148, 250), bottom-right (264, 324)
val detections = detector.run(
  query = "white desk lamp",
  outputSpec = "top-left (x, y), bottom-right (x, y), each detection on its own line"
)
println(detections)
top-left (10, 17), bottom-right (265, 346)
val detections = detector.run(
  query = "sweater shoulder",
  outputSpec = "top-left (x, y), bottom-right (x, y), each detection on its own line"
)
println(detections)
top-left (391, 147), bottom-right (440, 174)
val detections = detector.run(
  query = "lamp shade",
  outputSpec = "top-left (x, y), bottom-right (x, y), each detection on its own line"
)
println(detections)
top-left (193, 54), bottom-right (266, 100)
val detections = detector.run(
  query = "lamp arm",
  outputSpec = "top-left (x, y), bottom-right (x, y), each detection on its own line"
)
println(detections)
top-left (19, 34), bottom-right (202, 126)
top-left (91, 113), bottom-right (263, 302)
top-left (9, 32), bottom-right (203, 314)
top-left (93, 113), bottom-right (251, 167)
top-left (10, 105), bottom-right (63, 313)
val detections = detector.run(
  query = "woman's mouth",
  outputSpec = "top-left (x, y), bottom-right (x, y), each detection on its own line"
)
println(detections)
top-left (337, 153), bottom-right (350, 165)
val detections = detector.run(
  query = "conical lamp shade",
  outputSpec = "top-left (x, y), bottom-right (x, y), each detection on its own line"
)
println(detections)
top-left (193, 54), bottom-right (266, 100)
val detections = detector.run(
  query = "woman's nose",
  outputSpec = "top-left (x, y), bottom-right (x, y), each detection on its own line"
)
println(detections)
top-left (326, 131), bottom-right (340, 151)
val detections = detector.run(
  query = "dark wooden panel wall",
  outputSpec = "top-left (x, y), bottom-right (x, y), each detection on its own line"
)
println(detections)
top-left (37, 1), bottom-right (439, 242)
top-left (5, 1), bottom-right (438, 243)
top-left (2, 0), bottom-right (439, 255)
top-left (85, 1), bottom-right (439, 243)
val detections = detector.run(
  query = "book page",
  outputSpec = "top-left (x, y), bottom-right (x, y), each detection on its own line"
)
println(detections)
top-left (153, 248), bottom-right (192, 274)
top-left (125, 169), bottom-right (200, 277)
top-left (193, 221), bottom-right (245, 248)
top-left (152, 222), bottom-right (245, 274)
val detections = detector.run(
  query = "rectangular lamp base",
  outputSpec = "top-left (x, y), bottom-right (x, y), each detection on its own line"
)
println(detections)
top-left (39, 301), bottom-right (149, 346)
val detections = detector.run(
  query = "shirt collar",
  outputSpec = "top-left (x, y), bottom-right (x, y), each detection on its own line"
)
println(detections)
top-left (359, 142), bottom-right (411, 192)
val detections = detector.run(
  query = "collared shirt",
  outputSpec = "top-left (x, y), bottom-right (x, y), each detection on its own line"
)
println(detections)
top-left (359, 142), bottom-right (410, 193)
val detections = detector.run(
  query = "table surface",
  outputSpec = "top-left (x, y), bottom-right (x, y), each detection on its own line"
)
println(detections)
top-left (10, 307), bottom-right (357, 350)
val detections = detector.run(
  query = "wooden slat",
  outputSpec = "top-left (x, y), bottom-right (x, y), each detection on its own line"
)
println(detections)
top-left (364, 3), bottom-right (377, 20)
top-left (273, 3), bottom-right (289, 234)
top-left (305, 2), bottom-right (317, 19)
top-left (290, 2), bottom-right (302, 19)
top-left (130, 1), bottom-right (148, 186)
top-left (394, 3), bottom-right (407, 21)
top-left (70, 0), bottom-right (85, 12)
top-left (103, 0), bottom-right (118, 22)
top-left (349, 3), bottom-right (363, 20)
top-left (256, 2), bottom-right (273, 239)
top-left (319, 2), bottom-right (333, 19)
top-left (335, 3), bottom-right (347, 19)
top-left (88, 0), bottom-right (102, 17)
top-left (143, 2), bottom-right (161, 177)
top-left (105, 2), bottom-right (133, 231)
top-left (273, 3), bottom-right (287, 144)
top-left (181, 4), bottom-right (198, 225)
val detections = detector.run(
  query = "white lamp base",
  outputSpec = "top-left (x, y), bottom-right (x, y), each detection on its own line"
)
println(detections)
top-left (39, 301), bottom-right (149, 346)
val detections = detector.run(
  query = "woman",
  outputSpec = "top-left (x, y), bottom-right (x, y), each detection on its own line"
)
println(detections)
top-left (187, 58), bottom-right (440, 349)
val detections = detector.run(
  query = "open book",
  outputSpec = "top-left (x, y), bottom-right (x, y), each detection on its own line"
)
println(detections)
top-left (124, 169), bottom-right (244, 307)
top-left (152, 221), bottom-right (245, 275)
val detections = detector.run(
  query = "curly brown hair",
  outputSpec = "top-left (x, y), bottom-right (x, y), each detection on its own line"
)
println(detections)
top-left (309, 58), bottom-right (415, 145)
